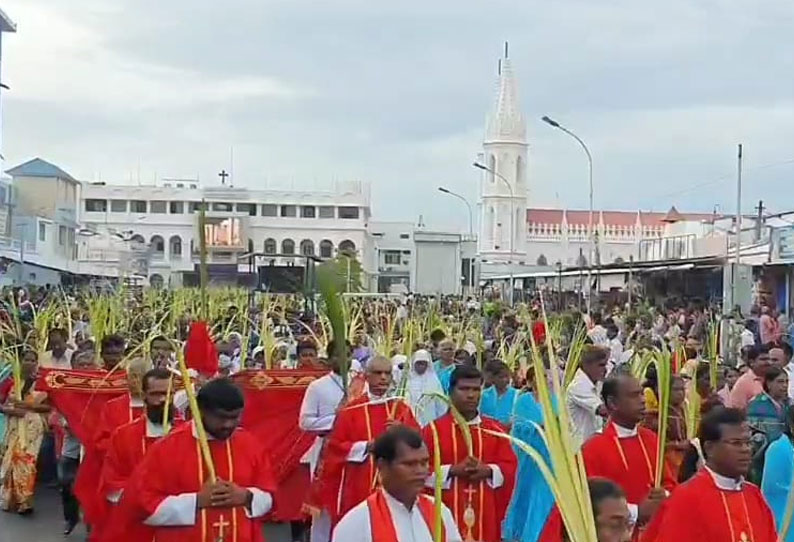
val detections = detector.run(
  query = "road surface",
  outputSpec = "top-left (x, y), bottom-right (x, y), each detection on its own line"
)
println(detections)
top-left (0, 486), bottom-right (294, 542)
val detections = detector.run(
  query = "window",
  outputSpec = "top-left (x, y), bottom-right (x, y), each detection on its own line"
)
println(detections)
top-left (384, 251), bottom-right (401, 265)
top-left (319, 240), bottom-right (333, 258)
top-left (338, 206), bottom-right (359, 219)
top-left (301, 206), bottom-right (316, 218)
top-left (262, 204), bottom-right (278, 217)
top-left (188, 201), bottom-right (206, 213)
top-left (131, 200), bottom-right (147, 213)
top-left (339, 240), bottom-right (356, 255)
top-left (212, 202), bottom-right (233, 212)
top-left (300, 239), bottom-right (315, 256)
top-left (170, 236), bottom-right (182, 257)
top-left (169, 201), bottom-right (184, 214)
top-left (281, 239), bottom-right (295, 255)
top-left (150, 201), bottom-right (167, 214)
top-left (176, 183), bottom-right (184, 188)
top-left (237, 203), bottom-right (257, 216)
top-left (280, 205), bottom-right (296, 217)
top-left (264, 238), bottom-right (277, 255)
top-left (318, 206), bottom-right (335, 218)
top-left (110, 200), bottom-right (127, 213)
top-left (58, 225), bottom-right (66, 245)
top-left (190, 184), bottom-right (198, 189)
top-left (151, 235), bottom-right (165, 256)
top-left (38, 223), bottom-right (46, 242)
top-left (85, 199), bottom-right (107, 212)
top-left (399, 233), bottom-right (410, 239)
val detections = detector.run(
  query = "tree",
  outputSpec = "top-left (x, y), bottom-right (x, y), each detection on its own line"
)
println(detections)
top-left (320, 254), bottom-right (364, 293)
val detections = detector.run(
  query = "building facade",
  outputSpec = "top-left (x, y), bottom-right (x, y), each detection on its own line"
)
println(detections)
top-left (77, 179), bottom-right (372, 287)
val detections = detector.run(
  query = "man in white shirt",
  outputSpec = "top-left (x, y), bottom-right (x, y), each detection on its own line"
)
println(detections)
top-left (587, 313), bottom-right (609, 346)
top-left (332, 425), bottom-right (462, 542)
top-left (740, 319), bottom-right (756, 349)
top-left (299, 339), bottom-right (349, 542)
top-left (40, 328), bottom-right (74, 369)
top-left (566, 345), bottom-right (609, 447)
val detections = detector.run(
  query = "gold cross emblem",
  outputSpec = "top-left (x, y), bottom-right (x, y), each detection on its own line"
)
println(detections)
top-left (213, 514), bottom-right (230, 542)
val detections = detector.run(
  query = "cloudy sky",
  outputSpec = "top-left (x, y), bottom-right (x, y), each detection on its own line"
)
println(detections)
top-left (2, 0), bottom-right (794, 231)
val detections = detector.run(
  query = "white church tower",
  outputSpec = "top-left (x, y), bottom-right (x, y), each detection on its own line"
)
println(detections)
top-left (478, 43), bottom-right (527, 265)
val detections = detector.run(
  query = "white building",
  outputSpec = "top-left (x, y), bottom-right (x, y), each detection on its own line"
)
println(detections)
top-left (77, 178), bottom-right (372, 287)
top-left (369, 221), bottom-right (477, 295)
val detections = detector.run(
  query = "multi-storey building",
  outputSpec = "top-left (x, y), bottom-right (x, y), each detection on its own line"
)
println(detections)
top-left (77, 179), bottom-right (372, 287)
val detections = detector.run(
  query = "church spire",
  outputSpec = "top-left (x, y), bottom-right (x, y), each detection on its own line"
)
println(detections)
top-left (485, 42), bottom-right (526, 144)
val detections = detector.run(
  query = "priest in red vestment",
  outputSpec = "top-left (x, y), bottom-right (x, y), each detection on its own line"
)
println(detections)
top-left (101, 368), bottom-right (178, 506)
top-left (130, 377), bottom-right (276, 542)
top-left (421, 365), bottom-right (517, 542)
top-left (580, 374), bottom-right (675, 538)
top-left (332, 425), bottom-right (462, 541)
top-left (74, 352), bottom-right (147, 535)
top-left (311, 355), bottom-right (418, 525)
top-left (99, 368), bottom-right (179, 542)
top-left (643, 407), bottom-right (777, 542)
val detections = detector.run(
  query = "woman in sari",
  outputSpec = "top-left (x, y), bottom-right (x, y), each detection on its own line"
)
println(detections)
top-left (503, 365), bottom-right (557, 542)
top-left (0, 348), bottom-right (49, 514)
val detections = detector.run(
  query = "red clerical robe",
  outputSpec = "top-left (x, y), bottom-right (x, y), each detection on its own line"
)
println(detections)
top-left (642, 469), bottom-right (777, 542)
top-left (312, 395), bottom-right (417, 524)
top-left (75, 392), bottom-right (144, 532)
top-left (582, 422), bottom-right (676, 541)
top-left (101, 416), bottom-right (166, 502)
top-left (99, 416), bottom-right (177, 542)
top-left (132, 424), bottom-right (276, 542)
top-left (583, 422), bottom-right (676, 504)
top-left (421, 413), bottom-right (517, 542)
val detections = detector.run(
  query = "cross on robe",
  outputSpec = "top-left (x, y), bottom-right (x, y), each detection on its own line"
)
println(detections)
top-left (213, 514), bottom-right (230, 542)
top-left (463, 485), bottom-right (477, 502)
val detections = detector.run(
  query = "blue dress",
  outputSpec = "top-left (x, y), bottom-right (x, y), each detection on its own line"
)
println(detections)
top-left (0, 365), bottom-right (10, 438)
top-left (480, 385), bottom-right (518, 427)
top-left (503, 391), bottom-right (556, 542)
top-left (433, 360), bottom-right (456, 395)
top-left (762, 435), bottom-right (794, 542)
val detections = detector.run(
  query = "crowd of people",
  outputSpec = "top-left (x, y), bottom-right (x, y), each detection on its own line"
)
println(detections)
top-left (0, 286), bottom-right (793, 542)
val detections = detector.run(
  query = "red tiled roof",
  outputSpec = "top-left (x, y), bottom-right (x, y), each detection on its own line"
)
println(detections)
top-left (526, 208), bottom-right (715, 227)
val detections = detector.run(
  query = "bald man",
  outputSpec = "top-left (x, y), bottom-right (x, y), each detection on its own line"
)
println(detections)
top-left (312, 356), bottom-right (419, 526)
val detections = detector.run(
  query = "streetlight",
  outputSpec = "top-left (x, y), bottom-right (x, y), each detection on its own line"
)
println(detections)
top-left (438, 186), bottom-right (475, 293)
top-left (437, 187), bottom-right (473, 236)
top-left (473, 161), bottom-right (515, 305)
top-left (542, 115), bottom-right (595, 312)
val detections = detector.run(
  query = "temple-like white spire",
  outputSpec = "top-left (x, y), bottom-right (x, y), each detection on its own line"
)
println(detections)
top-left (485, 42), bottom-right (526, 144)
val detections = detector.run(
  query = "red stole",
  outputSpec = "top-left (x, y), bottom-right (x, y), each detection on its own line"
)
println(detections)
top-left (309, 395), bottom-right (418, 523)
top-left (367, 490), bottom-right (444, 542)
top-left (132, 424), bottom-right (276, 542)
top-left (421, 413), bottom-right (517, 542)
top-left (642, 469), bottom-right (777, 542)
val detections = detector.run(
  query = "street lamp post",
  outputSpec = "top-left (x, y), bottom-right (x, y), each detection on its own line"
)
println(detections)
top-left (542, 115), bottom-right (595, 313)
top-left (473, 162), bottom-right (515, 305)
top-left (438, 186), bottom-right (476, 293)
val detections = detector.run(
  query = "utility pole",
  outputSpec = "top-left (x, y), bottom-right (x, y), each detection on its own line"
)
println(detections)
top-left (735, 144), bottom-right (743, 267)
top-left (731, 144), bottom-right (743, 316)
top-left (754, 200), bottom-right (764, 242)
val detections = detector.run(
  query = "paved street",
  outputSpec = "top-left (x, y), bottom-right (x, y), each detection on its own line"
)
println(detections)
top-left (0, 486), bottom-right (294, 542)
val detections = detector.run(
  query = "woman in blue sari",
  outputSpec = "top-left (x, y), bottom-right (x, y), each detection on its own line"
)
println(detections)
top-left (503, 366), bottom-right (556, 542)
top-left (762, 404), bottom-right (794, 542)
